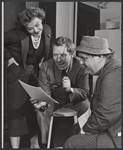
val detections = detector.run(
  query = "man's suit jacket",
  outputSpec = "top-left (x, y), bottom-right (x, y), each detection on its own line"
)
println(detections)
top-left (38, 57), bottom-right (89, 105)
top-left (83, 58), bottom-right (121, 148)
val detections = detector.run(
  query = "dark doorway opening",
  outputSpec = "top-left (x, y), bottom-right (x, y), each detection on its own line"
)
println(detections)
top-left (76, 2), bottom-right (100, 98)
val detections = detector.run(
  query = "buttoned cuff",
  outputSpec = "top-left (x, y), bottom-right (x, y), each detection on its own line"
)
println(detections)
top-left (69, 88), bottom-right (74, 101)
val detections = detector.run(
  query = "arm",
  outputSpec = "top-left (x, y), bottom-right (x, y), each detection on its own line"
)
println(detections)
top-left (31, 62), bottom-right (52, 110)
top-left (70, 67), bottom-right (89, 104)
top-left (4, 30), bottom-right (20, 65)
top-left (4, 30), bottom-right (19, 59)
top-left (83, 68), bottom-right (121, 133)
top-left (38, 62), bottom-right (51, 96)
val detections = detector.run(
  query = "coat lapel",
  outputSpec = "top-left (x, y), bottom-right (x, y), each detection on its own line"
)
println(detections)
top-left (15, 30), bottom-right (29, 69)
top-left (67, 57), bottom-right (81, 81)
top-left (53, 62), bottom-right (62, 82)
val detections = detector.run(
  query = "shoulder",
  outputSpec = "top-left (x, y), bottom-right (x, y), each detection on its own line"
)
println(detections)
top-left (112, 58), bottom-right (121, 68)
top-left (5, 29), bottom-right (29, 43)
top-left (42, 58), bottom-right (54, 70)
top-left (4, 29), bottom-right (20, 44)
top-left (43, 24), bottom-right (51, 31)
top-left (73, 56), bottom-right (86, 71)
top-left (5, 29), bottom-right (19, 38)
top-left (102, 58), bottom-right (121, 77)
top-left (14, 29), bottom-right (29, 41)
top-left (99, 59), bottom-right (121, 86)
top-left (43, 24), bottom-right (51, 38)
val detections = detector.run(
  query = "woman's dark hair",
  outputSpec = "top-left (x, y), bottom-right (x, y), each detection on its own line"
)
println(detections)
top-left (52, 37), bottom-right (75, 54)
top-left (16, 7), bottom-right (45, 30)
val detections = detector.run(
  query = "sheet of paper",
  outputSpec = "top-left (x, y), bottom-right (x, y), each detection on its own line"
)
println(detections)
top-left (78, 107), bottom-right (91, 129)
top-left (19, 80), bottom-right (59, 104)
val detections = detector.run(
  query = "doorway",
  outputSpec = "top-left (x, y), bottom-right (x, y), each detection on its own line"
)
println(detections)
top-left (76, 2), bottom-right (100, 98)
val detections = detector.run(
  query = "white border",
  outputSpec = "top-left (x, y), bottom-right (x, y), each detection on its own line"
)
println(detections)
top-left (2, 2), bottom-right (4, 148)
top-left (73, 2), bottom-right (78, 47)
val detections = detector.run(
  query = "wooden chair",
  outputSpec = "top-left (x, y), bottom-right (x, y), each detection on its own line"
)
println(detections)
top-left (47, 108), bottom-right (78, 148)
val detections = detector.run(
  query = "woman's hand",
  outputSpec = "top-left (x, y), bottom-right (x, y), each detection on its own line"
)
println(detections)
top-left (8, 57), bottom-right (19, 67)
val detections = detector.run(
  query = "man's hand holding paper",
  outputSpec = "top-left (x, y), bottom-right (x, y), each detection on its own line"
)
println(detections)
top-left (30, 98), bottom-right (50, 111)
top-left (18, 80), bottom-right (59, 104)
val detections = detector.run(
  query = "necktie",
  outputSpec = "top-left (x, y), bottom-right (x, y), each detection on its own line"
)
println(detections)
top-left (61, 69), bottom-right (67, 78)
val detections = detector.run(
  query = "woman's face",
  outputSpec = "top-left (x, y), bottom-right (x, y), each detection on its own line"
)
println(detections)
top-left (25, 17), bottom-right (43, 37)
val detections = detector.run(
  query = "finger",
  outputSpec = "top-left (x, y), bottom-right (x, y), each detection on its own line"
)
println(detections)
top-left (62, 81), bottom-right (69, 85)
top-left (30, 100), bottom-right (38, 104)
top-left (30, 98), bottom-right (35, 101)
top-left (62, 76), bottom-right (69, 80)
top-left (62, 84), bottom-right (67, 89)
top-left (14, 60), bottom-right (19, 66)
top-left (34, 103), bottom-right (38, 107)
top-left (34, 104), bottom-right (41, 109)
top-left (39, 102), bottom-right (47, 107)
top-left (41, 102), bottom-right (47, 105)
top-left (62, 82), bottom-right (68, 86)
top-left (35, 108), bottom-right (39, 112)
top-left (48, 104), bottom-right (50, 107)
top-left (31, 101), bottom-right (38, 104)
top-left (30, 98), bottom-right (37, 101)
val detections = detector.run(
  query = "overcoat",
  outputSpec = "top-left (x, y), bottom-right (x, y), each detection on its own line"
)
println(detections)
top-left (83, 58), bottom-right (121, 148)
top-left (4, 24), bottom-right (52, 137)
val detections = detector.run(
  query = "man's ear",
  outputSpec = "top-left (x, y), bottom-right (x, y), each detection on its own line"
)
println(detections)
top-left (88, 55), bottom-right (92, 58)
top-left (71, 50), bottom-right (75, 57)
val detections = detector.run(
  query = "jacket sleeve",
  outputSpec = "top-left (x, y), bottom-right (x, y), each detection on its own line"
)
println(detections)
top-left (83, 68), bottom-right (121, 133)
top-left (71, 67), bottom-right (89, 104)
top-left (38, 62), bottom-right (51, 96)
top-left (4, 30), bottom-right (20, 60)
top-left (43, 24), bottom-right (52, 61)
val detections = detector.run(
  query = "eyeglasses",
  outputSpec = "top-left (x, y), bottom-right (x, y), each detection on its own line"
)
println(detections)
top-left (53, 53), bottom-right (67, 59)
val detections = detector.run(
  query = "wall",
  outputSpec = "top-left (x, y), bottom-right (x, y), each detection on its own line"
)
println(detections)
top-left (100, 2), bottom-right (121, 23)
top-left (26, 2), bottom-right (75, 41)
top-left (4, 2), bottom-right (25, 31)
top-left (56, 2), bottom-right (74, 41)
top-left (100, 2), bottom-right (121, 29)
top-left (26, 2), bottom-right (121, 39)
top-left (26, 2), bottom-right (39, 7)
top-left (82, 2), bottom-right (121, 29)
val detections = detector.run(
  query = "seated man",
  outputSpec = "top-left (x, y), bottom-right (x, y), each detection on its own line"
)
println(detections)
top-left (31, 36), bottom-right (90, 145)
top-left (64, 36), bottom-right (121, 148)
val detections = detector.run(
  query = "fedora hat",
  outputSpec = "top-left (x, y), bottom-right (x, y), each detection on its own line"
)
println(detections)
top-left (75, 36), bottom-right (114, 55)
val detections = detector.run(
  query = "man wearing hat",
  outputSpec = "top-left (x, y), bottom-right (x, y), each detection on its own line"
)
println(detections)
top-left (64, 36), bottom-right (121, 148)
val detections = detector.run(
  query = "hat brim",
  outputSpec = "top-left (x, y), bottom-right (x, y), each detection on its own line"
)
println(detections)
top-left (75, 45), bottom-right (115, 55)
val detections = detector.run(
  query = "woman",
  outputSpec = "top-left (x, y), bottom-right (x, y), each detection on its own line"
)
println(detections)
top-left (4, 7), bottom-right (52, 148)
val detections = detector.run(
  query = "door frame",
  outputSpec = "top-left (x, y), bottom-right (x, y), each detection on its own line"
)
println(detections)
top-left (74, 2), bottom-right (100, 46)
top-left (74, 2), bottom-right (100, 99)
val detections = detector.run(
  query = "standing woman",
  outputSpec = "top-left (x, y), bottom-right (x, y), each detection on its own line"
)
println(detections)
top-left (4, 7), bottom-right (52, 148)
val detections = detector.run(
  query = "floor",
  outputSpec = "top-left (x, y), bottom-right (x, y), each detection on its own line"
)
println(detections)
top-left (4, 117), bottom-right (74, 148)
